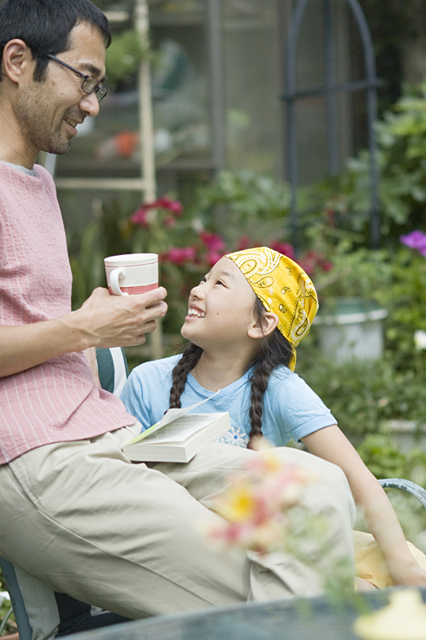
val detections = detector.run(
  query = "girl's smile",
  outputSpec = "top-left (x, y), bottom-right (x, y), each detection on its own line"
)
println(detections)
top-left (186, 305), bottom-right (206, 319)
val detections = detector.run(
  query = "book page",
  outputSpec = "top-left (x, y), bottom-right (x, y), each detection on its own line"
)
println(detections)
top-left (128, 390), bottom-right (221, 444)
top-left (138, 414), bottom-right (214, 444)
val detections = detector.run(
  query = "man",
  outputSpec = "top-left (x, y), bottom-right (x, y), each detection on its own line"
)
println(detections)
top-left (0, 0), bottom-right (356, 621)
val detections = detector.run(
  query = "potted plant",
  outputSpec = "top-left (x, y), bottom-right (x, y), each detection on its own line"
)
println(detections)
top-left (311, 244), bottom-right (392, 363)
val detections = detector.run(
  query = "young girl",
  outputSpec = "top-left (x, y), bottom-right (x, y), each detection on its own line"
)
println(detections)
top-left (121, 246), bottom-right (426, 589)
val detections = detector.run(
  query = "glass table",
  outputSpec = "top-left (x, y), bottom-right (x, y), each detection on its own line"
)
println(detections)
top-left (69, 588), bottom-right (424, 640)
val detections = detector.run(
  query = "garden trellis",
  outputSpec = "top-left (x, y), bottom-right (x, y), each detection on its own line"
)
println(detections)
top-left (282, 0), bottom-right (381, 250)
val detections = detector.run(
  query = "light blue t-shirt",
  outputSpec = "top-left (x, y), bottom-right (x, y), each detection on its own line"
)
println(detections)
top-left (120, 355), bottom-right (337, 447)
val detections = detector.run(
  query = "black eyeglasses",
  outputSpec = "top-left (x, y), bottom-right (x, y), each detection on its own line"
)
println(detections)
top-left (46, 54), bottom-right (107, 102)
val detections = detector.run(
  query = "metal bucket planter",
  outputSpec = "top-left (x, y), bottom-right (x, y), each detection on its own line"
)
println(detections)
top-left (314, 298), bottom-right (388, 364)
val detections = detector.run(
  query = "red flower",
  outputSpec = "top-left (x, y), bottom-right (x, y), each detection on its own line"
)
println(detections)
top-left (200, 231), bottom-right (225, 252)
top-left (299, 251), bottom-right (333, 276)
top-left (156, 197), bottom-right (183, 216)
top-left (130, 207), bottom-right (149, 227)
top-left (237, 235), bottom-right (251, 251)
top-left (270, 241), bottom-right (295, 260)
top-left (165, 246), bottom-right (197, 266)
top-left (130, 197), bottom-right (183, 227)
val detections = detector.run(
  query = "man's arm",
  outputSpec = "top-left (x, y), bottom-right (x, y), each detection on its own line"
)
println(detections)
top-left (0, 287), bottom-right (167, 378)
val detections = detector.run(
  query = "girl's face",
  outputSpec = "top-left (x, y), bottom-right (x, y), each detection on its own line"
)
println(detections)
top-left (181, 257), bottom-right (259, 353)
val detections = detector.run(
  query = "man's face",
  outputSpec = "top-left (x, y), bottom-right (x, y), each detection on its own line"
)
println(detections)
top-left (12, 22), bottom-right (106, 157)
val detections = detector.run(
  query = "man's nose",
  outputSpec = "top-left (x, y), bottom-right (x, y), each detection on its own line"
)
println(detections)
top-left (78, 91), bottom-right (100, 118)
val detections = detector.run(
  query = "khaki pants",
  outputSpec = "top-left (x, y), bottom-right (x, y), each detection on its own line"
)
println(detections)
top-left (0, 425), bottom-right (355, 619)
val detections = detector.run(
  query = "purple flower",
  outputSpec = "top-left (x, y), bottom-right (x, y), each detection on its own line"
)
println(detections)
top-left (400, 231), bottom-right (426, 257)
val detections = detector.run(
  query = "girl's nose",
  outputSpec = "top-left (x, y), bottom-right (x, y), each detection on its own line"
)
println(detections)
top-left (190, 282), bottom-right (205, 299)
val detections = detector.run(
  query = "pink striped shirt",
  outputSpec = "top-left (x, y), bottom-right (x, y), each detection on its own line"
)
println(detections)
top-left (0, 162), bottom-right (136, 464)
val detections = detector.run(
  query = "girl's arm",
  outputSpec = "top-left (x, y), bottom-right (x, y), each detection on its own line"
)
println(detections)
top-left (302, 424), bottom-right (426, 586)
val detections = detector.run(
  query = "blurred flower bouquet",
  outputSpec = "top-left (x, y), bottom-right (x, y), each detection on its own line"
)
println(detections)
top-left (206, 445), bottom-right (319, 556)
top-left (204, 445), bottom-right (356, 598)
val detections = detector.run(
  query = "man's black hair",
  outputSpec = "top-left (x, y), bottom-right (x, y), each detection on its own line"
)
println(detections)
top-left (0, 0), bottom-right (111, 82)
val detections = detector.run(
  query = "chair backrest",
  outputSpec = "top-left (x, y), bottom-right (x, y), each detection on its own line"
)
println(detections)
top-left (378, 478), bottom-right (426, 509)
top-left (0, 348), bottom-right (131, 640)
top-left (95, 347), bottom-right (128, 397)
top-left (0, 557), bottom-right (32, 640)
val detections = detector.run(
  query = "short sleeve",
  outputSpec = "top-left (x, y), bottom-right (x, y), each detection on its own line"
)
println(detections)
top-left (262, 368), bottom-right (337, 445)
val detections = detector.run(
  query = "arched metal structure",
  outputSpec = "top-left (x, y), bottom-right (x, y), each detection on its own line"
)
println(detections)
top-left (282, 0), bottom-right (381, 249)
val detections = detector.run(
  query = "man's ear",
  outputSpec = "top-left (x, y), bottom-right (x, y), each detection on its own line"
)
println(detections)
top-left (2, 39), bottom-right (34, 84)
top-left (248, 312), bottom-right (279, 339)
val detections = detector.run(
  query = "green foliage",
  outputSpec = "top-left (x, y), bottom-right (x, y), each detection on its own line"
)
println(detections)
top-left (0, 568), bottom-right (15, 636)
top-left (357, 434), bottom-right (426, 483)
top-left (192, 169), bottom-right (292, 247)
top-left (105, 29), bottom-right (150, 88)
top-left (357, 434), bottom-right (407, 479)
top-left (313, 80), bottom-right (426, 244)
top-left (355, 436), bottom-right (426, 547)
top-left (379, 246), bottom-right (426, 364)
top-left (312, 243), bottom-right (392, 305)
top-left (70, 194), bottom-right (139, 306)
top-left (296, 349), bottom-right (426, 438)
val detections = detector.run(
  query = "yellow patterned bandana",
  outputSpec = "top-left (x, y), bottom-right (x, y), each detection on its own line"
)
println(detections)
top-left (225, 247), bottom-right (318, 370)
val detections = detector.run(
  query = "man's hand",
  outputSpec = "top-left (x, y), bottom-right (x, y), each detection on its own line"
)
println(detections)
top-left (74, 286), bottom-right (168, 349)
top-left (0, 287), bottom-right (167, 378)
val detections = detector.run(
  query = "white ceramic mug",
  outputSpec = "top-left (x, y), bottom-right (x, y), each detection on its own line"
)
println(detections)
top-left (104, 253), bottom-right (158, 296)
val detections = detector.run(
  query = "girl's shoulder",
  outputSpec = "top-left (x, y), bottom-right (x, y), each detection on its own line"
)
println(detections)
top-left (268, 365), bottom-right (312, 392)
top-left (268, 364), bottom-right (294, 384)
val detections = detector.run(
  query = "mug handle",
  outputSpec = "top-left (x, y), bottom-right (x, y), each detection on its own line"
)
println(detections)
top-left (109, 268), bottom-right (129, 296)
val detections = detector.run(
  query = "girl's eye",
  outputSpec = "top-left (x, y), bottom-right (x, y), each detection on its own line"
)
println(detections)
top-left (216, 280), bottom-right (225, 286)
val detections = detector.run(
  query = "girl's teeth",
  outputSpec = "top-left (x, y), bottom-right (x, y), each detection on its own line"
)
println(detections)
top-left (189, 309), bottom-right (205, 318)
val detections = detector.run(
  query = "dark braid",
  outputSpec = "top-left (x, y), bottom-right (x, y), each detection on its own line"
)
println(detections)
top-left (169, 343), bottom-right (203, 408)
top-left (247, 298), bottom-right (294, 449)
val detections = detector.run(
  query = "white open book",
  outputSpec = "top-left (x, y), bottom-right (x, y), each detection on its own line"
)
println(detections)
top-left (123, 394), bottom-right (230, 463)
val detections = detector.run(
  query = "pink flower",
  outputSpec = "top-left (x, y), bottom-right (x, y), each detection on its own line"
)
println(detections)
top-left (164, 216), bottom-right (176, 228)
top-left (237, 236), bottom-right (251, 251)
top-left (130, 197), bottom-right (183, 227)
top-left (270, 241), bottom-right (295, 260)
top-left (400, 231), bottom-right (426, 256)
top-left (299, 251), bottom-right (333, 275)
top-left (200, 231), bottom-right (225, 252)
top-left (156, 197), bottom-right (183, 216)
top-left (205, 451), bottom-right (316, 556)
top-left (322, 260), bottom-right (333, 272)
top-left (130, 207), bottom-right (149, 227)
top-left (165, 246), bottom-right (197, 266)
